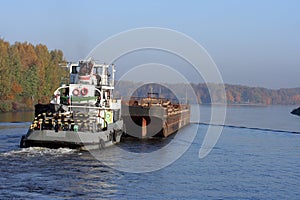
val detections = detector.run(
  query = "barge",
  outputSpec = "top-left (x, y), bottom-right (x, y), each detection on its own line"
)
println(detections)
top-left (122, 92), bottom-right (190, 138)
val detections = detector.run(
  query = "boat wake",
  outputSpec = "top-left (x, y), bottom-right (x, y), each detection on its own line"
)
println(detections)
top-left (191, 122), bottom-right (300, 134)
top-left (1, 147), bottom-right (77, 157)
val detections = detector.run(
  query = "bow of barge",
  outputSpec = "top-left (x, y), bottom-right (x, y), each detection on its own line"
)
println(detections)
top-left (122, 92), bottom-right (190, 138)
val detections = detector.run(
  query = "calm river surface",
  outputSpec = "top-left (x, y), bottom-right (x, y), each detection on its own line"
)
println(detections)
top-left (0, 105), bottom-right (299, 199)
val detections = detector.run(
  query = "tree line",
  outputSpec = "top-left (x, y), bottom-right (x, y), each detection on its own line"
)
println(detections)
top-left (194, 83), bottom-right (300, 105)
top-left (114, 81), bottom-right (300, 105)
top-left (0, 39), bottom-right (66, 112)
top-left (1, 38), bottom-right (299, 112)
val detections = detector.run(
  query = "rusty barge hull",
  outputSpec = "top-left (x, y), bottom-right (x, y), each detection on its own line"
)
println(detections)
top-left (122, 103), bottom-right (190, 138)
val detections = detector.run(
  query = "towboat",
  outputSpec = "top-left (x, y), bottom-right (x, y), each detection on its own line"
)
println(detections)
top-left (20, 59), bottom-right (123, 150)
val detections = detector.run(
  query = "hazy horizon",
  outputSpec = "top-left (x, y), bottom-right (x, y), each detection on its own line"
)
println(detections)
top-left (1, 0), bottom-right (299, 89)
top-left (114, 79), bottom-right (300, 90)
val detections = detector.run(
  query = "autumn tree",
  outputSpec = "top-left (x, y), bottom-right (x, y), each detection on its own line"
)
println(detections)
top-left (0, 39), bottom-right (65, 112)
top-left (0, 39), bottom-right (13, 100)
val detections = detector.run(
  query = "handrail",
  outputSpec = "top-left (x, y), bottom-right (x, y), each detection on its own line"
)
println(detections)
top-left (68, 105), bottom-right (119, 110)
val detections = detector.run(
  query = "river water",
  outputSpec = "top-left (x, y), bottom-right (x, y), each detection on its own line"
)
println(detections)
top-left (0, 105), bottom-right (300, 199)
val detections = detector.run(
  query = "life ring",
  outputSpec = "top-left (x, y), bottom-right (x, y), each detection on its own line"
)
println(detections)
top-left (72, 88), bottom-right (79, 96)
top-left (81, 88), bottom-right (88, 96)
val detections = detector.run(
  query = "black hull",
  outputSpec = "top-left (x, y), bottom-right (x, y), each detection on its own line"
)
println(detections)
top-left (20, 120), bottom-right (123, 150)
top-left (291, 107), bottom-right (300, 116)
top-left (20, 135), bottom-right (83, 149)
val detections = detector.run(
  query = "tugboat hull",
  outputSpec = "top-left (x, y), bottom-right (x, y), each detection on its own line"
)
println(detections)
top-left (20, 121), bottom-right (123, 150)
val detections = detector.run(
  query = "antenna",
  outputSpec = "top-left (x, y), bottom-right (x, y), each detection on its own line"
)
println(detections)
top-left (185, 86), bottom-right (188, 104)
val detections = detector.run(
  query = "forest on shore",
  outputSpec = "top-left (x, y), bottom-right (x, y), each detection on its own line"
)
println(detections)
top-left (0, 39), bottom-right (66, 112)
top-left (1, 39), bottom-right (300, 112)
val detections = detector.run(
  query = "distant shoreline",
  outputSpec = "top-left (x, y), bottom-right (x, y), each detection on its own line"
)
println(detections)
top-left (1, 102), bottom-right (298, 114)
top-left (200, 103), bottom-right (267, 106)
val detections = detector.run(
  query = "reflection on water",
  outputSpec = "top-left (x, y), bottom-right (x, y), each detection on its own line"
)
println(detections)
top-left (118, 137), bottom-right (174, 153)
top-left (0, 111), bottom-right (34, 122)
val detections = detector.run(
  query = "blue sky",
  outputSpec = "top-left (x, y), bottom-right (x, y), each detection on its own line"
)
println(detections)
top-left (1, 0), bottom-right (300, 89)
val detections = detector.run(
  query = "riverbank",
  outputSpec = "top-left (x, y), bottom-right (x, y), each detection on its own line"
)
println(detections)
top-left (0, 100), bottom-right (33, 113)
